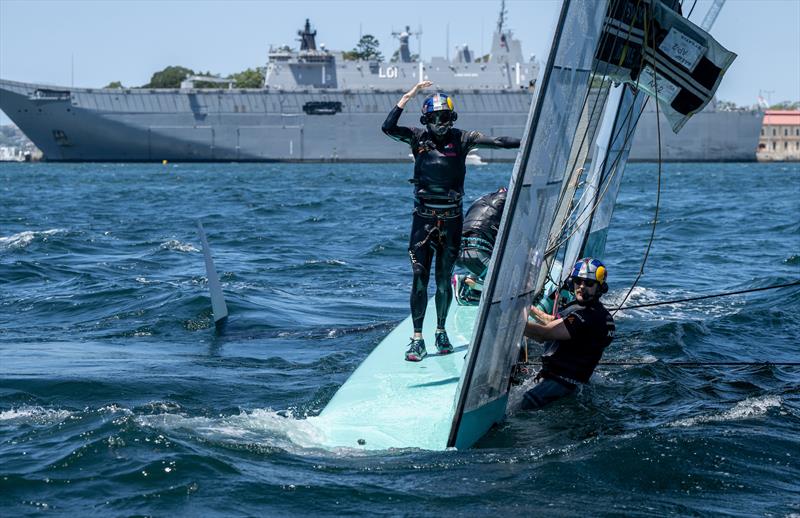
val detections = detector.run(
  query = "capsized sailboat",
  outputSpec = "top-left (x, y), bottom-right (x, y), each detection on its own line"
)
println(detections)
top-left (314, 0), bottom-right (736, 451)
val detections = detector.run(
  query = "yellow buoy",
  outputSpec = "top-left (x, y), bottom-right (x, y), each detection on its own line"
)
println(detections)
top-left (162, 159), bottom-right (168, 165)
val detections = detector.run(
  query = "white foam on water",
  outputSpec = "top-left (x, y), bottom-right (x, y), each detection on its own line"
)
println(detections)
top-left (303, 259), bottom-right (347, 266)
top-left (0, 228), bottom-right (67, 250)
top-left (160, 239), bottom-right (199, 253)
top-left (138, 409), bottom-right (337, 452)
top-left (0, 405), bottom-right (73, 425)
top-left (607, 285), bottom-right (742, 322)
top-left (138, 409), bottom-right (404, 456)
top-left (670, 395), bottom-right (782, 428)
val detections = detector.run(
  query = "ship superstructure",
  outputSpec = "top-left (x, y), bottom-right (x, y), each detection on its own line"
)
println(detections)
top-left (0, 3), bottom-right (761, 162)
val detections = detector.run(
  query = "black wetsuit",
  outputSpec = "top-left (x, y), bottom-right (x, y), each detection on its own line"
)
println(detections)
top-left (459, 188), bottom-right (507, 279)
top-left (382, 105), bottom-right (520, 332)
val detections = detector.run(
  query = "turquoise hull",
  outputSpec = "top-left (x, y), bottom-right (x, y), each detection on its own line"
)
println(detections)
top-left (314, 298), bottom-right (478, 451)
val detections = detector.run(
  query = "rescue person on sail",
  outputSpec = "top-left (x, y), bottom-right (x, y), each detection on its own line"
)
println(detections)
top-left (382, 80), bottom-right (520, 361)
top-left (452, 186), bottom-right (507, 306)
top-left (521, 258), bottom-right (615, 409)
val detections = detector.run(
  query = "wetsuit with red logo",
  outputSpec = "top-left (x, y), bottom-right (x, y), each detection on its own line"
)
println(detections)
top-left (382, 105), bottom-right (520, 332)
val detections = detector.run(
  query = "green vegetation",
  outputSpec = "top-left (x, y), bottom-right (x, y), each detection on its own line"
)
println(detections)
top-left (342, 34), bottom-right (383, 61)
top-left (230, 68), bottom-right (265, 88)
top-left (104, 81), bottom-right (124, 89)
top-left (769, 100), bottom-right (800, 110)
top-left (143, 66), bottom-right (194, 88)
top-left (136, 65), bottom-right (265, 89)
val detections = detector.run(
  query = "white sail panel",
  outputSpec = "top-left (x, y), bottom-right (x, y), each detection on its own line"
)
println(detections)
top-left (563, 84), bottom-right (646, 275)
top-left (448, 0), bottom-right (610, 449)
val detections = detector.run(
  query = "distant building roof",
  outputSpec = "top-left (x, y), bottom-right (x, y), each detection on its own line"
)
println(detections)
top-left (763, 110), bottom-right (800, 126)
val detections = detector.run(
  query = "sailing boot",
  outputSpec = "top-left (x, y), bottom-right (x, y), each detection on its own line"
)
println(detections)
top-left (405, 337), bottom-right (427, 362)
top-left (435, 330), bottom-right (454, 355)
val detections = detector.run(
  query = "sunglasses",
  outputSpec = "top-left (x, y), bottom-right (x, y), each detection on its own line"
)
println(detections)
top-left (425, 112), bottom-right (454, 125)
top-left (573, 278), bottom-right (598, 288)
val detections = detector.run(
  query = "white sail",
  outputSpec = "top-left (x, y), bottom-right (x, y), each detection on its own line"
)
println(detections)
top-left (447, 0), bottom-right (611, 449)
top-left (562, 84), bottom-right (646, 276)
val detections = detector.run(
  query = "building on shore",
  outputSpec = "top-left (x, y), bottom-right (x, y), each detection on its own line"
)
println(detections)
top-left (757, 110), bottom-right (800, 162)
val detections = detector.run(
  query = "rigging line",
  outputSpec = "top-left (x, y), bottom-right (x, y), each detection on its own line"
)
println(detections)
top-left (546, 2), bottom-right (656, 256)
top-left (521, 361), bottom-right (800, 366)
top-left (543, 96), bottom-right (648, 258)
top-left (534, 0), bottom-right (633, 289)
top-left (613, 3), bottom-right (661, 317)
top-left (610, 280), bottom-right (800, 311)
top-left (685, 0), bottom-right (699, 19)
top-left (544, 74), bottom-right (654, 258)
top-left (599, 361), bottom-right (800, 366)
top-left (551, 5), bottom-right (627, 210)
top-left (545, 0), bottom-right (630, 225)
top-left (541, 0), bottom-right (650, 293)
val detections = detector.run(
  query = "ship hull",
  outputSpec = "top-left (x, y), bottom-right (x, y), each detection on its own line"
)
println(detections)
top-left (1, 79), bottom-right (762, 162)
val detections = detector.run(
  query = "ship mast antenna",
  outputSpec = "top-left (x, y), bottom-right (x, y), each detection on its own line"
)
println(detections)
top-left (391, 25), bottom-right (421, 63)
top-left (297, 18), bottom-right (317, 51)
top-left (496, 0), bottom-right (506, 35)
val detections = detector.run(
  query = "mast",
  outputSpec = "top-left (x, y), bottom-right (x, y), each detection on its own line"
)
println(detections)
top-left (297, 18), bottom-right (317, 51)
top-left (447, 0), bottom-right (612, 449)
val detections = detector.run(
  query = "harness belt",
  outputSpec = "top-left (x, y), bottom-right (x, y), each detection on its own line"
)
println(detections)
top-left (413, 204), bottom-right (461, 219)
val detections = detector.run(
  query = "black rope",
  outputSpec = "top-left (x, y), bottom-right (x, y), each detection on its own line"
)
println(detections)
top-left (610, 280), bottom-right (800, 311)
top-left (522, 361), bottom-right (800, 367)
top-left (600, 361), bottom-right (800, 366)
top-left (613, 3), bottom-right (662, 317)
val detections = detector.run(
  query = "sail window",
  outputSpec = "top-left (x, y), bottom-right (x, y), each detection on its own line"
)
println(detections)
top-left (302, 101), bottom-right (342, 115)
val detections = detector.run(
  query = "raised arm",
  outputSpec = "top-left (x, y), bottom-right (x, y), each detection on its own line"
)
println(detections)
top-left (381, 81), bottom-right (433, 144)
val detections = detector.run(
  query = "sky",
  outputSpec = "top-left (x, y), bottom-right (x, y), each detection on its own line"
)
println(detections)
top-left (1, 0), bottom-right (799, 125)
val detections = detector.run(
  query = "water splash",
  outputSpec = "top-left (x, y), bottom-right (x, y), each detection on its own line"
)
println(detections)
top-left (0, 229), bottom-right (67, 250)
top-left (670, 395), bottom-right (782, 428)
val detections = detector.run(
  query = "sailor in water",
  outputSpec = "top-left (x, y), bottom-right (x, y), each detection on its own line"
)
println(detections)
top-left (452, 186), bottom-right (507, 305)
top-left (521, 258), bottom-right (615, 409)
top-left (382, 81), bottom-right (521, 361)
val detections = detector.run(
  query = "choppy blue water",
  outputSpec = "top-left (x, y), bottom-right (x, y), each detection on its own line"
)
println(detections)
top-left (1, 161), bottom-right (799, 516)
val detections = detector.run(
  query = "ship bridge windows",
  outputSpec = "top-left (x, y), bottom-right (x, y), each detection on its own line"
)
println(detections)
top-left (302, 101), bottom-right (342, 115)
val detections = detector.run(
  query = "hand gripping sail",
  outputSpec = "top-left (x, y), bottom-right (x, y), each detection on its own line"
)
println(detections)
top-left (446, 0), bottom-right (612, 450)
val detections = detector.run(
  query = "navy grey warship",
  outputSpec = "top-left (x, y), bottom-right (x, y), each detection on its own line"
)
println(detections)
top-left (0, 6), bottom-right (762, 162)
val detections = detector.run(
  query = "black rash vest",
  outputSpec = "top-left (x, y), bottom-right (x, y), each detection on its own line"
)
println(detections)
top-left (381, 105), bottom-right (520, 204)
top-left (541, 299), bottom-right (615, 383)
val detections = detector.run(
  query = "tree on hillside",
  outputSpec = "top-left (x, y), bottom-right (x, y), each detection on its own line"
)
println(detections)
top-left (143, 66), bottom-right (194, 88)
top-left (230, 68), bottom-right (265, 88)
top-left (342, 34), bottom-right (383, 61)
top-left (769, 100), bottom-right (800, 110)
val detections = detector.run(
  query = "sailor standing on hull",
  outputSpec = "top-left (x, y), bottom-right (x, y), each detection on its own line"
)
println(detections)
top-left (382, 80), bottom-right (521, 362)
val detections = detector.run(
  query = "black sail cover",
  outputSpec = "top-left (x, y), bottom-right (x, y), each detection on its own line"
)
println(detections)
top-left (595, 0), bottom-right (736, 133)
